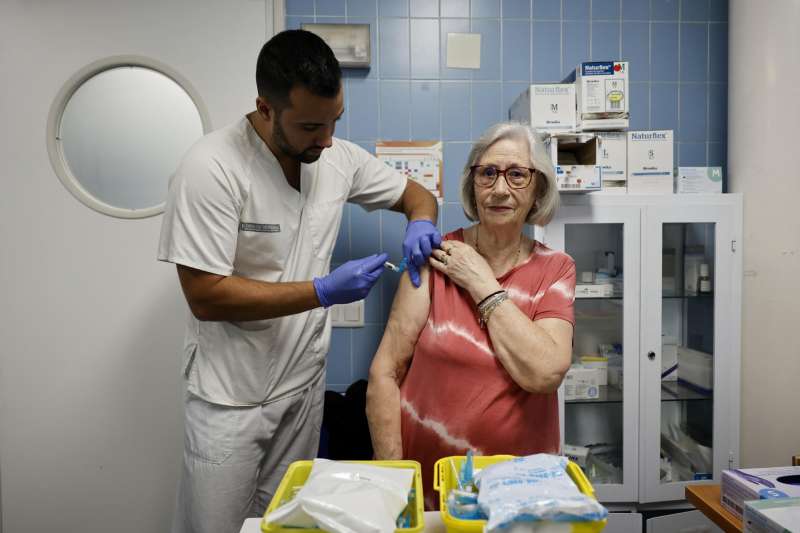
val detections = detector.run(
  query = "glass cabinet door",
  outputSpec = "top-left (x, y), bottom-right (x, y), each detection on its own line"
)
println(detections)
top-left (641, 206), bottom-right (737, 503)
top-left (546, 205), bottom-right (640, 502)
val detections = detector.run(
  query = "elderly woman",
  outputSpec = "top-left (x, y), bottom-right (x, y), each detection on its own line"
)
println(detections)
top-left (366, 122), bottom-right (576, 509)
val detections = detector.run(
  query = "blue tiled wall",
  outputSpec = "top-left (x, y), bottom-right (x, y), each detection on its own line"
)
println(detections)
top-left (286, 0), bottom-right (729, 391)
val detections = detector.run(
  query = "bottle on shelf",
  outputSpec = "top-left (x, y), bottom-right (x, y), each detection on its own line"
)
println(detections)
top-left (699, 263), bottom-right (712, 293)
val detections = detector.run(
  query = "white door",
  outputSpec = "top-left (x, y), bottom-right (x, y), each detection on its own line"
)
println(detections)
top-left (546, 203), bottom-right (641, 502)
top-left (640, 203), bottom-right (738, 503)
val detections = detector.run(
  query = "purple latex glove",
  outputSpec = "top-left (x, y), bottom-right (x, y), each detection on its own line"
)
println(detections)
top-left (403, 219), bottom-right (442, 287)
top-left (313, 252), bottom-right (389, 308)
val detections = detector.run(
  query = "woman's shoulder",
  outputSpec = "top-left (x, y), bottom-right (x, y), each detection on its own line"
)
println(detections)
top-left (531, 241), bottom-right (575, 270)
top-left (443, 227), bottom-right (467, 242)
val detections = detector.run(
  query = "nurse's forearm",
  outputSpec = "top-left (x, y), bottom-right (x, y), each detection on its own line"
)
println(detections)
top-left (177, 265), bottom-right (322, 321)
top-left (392, 179), bottom-right (438, 222)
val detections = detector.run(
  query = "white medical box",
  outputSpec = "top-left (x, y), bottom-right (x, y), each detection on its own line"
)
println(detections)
top-left (627, 130), bottom-right (674, 194)
top-left (546, 133), bottom-right (602, 192)
top-left (677, 346), bottom-right (713, 393)
top-left (661, 342), bottom-right (678, 382)
top-left (563, 61), bottom-right (629, 130)
top-left (575, 283), bottom-right (614, 298)
top-left (722, 467), bottom-right (800, 518)
top-left (744, 497), bottom-right (800, 533)
top-left (676, 166), bottom-right (723, 194)
top-left (509, 84), bottom-right (576, 132)
top-left (579, 356), bottom-right (608, 386)
top-left (564, 365), bottom-right (600, 400)
top-left (593, 132), bottom-right (627, 193)
top-left (563, 444), bottom-right (591, 467)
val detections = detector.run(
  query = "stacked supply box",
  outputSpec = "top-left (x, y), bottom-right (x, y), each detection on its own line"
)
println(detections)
top-left (721, 466), bottom-right (800, 518)
top-left (744, 497), bottom-right (800, 532)
top-left (564, 365), bottom-right (600, 400)
top-left (676, 167), bottom-right (723, 193)
top-left (545, 133), bottom-right (602, 192)
top-left (594, 132), bottom-right (628, 193)
top-left (563, 61), bottom-right (630, 131)
top-left (627, 130), bottom-right (674, 194)
top-left (509, 83), bottom-right (576, 132)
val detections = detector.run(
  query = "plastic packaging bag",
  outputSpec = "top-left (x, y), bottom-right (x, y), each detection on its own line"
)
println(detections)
top-left (476, 454), bottom-right (607, 532)
top-left (265, 459), bottom-right (415, 533)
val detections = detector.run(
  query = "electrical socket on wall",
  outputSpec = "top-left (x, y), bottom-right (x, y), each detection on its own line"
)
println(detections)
top-left (330, 300), bottom-right (364, 327)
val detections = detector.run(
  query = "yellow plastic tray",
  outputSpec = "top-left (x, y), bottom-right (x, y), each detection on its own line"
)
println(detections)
top-left (433, 455), bottom-right (607, 533)
top-left (261, 459), bottom-right (425, 533)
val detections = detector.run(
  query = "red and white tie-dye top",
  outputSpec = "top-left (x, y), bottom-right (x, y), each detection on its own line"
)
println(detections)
top-left (399, 228), bottom-right (576, 509)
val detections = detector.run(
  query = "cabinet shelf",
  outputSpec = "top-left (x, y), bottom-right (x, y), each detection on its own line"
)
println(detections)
top-left (660, 381), bottom-right (713, 401)
top-left (662, 292), bottom-right (714, 300)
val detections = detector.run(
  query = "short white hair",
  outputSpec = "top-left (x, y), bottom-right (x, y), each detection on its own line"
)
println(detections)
top-left (460, 122), bottom-right (559, 226)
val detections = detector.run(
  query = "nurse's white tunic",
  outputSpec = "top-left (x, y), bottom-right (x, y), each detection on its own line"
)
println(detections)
top-left (158, 117), bottom-right (406, 406)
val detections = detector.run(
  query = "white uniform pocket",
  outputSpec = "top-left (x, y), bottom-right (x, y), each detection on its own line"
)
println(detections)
top-left (306, 199), bottom-right (345, 261)
top-left (184, 393), bottom-right (246, 465)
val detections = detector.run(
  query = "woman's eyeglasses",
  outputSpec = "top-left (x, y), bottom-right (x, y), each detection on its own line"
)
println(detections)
top-left (471, 165), bottom-right (535, 189)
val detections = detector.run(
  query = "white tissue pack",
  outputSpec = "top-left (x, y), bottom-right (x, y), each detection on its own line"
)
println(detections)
top-left (265, 459), bottom-right (415, 533)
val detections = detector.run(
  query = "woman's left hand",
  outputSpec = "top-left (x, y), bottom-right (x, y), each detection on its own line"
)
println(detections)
top-left (429, 240), bottom-right (501, 302)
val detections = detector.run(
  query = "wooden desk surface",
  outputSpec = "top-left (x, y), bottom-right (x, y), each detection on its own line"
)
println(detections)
top-left (685, 484), bottom-right (743, 533)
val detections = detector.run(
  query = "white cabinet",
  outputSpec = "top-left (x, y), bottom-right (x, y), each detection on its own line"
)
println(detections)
top-left (544, 194), bottom-right (742, 507)
top-left (645, 510), bottom-right (723, 532)
top-left (607, 512), bottom-right (643, 533)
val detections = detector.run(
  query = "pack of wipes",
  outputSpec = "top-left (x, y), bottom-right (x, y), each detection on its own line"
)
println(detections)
top-left (476, 454), bottom-right (607, 532)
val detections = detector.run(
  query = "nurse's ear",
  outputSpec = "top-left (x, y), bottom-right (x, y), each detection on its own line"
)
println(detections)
top-left (255, 96), bottom-right (276, 123)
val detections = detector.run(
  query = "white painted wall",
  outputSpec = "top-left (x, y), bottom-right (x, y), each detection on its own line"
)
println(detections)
top-left (729, 0), bottom-right (800, 468)
top-left (0, 2), bottom-right (273, 531)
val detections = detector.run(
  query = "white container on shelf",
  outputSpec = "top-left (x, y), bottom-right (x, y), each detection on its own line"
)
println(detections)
top-left (677, 346), bottom-right (713, 392)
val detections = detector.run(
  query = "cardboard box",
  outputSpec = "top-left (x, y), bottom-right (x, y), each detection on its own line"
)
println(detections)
top-left (509, 84), bottom-right (576, 132)
top-left (593, 132), bottom-right (627, 193)
top-left (722, 467), bottom-right (800, 518)
top-left (627, 130), bottom-right (674, 194)
top-left (676, 166), bottom-right (723, 194)
top-left (744, 497), bottom-right (800, 533)
top-left (563, 61), bottom-right (629, 130)
top-left (564, 365), bottom-right (600, 400)
top-left (546, 133), bottom-right (602, 192)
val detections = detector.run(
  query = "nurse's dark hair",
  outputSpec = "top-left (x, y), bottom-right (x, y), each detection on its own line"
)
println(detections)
top-left (256, 29), bottom-right (341, 108)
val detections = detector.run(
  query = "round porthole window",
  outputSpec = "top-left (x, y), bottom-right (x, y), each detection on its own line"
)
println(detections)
top-left (47, 56), bottom-right (211, 218)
